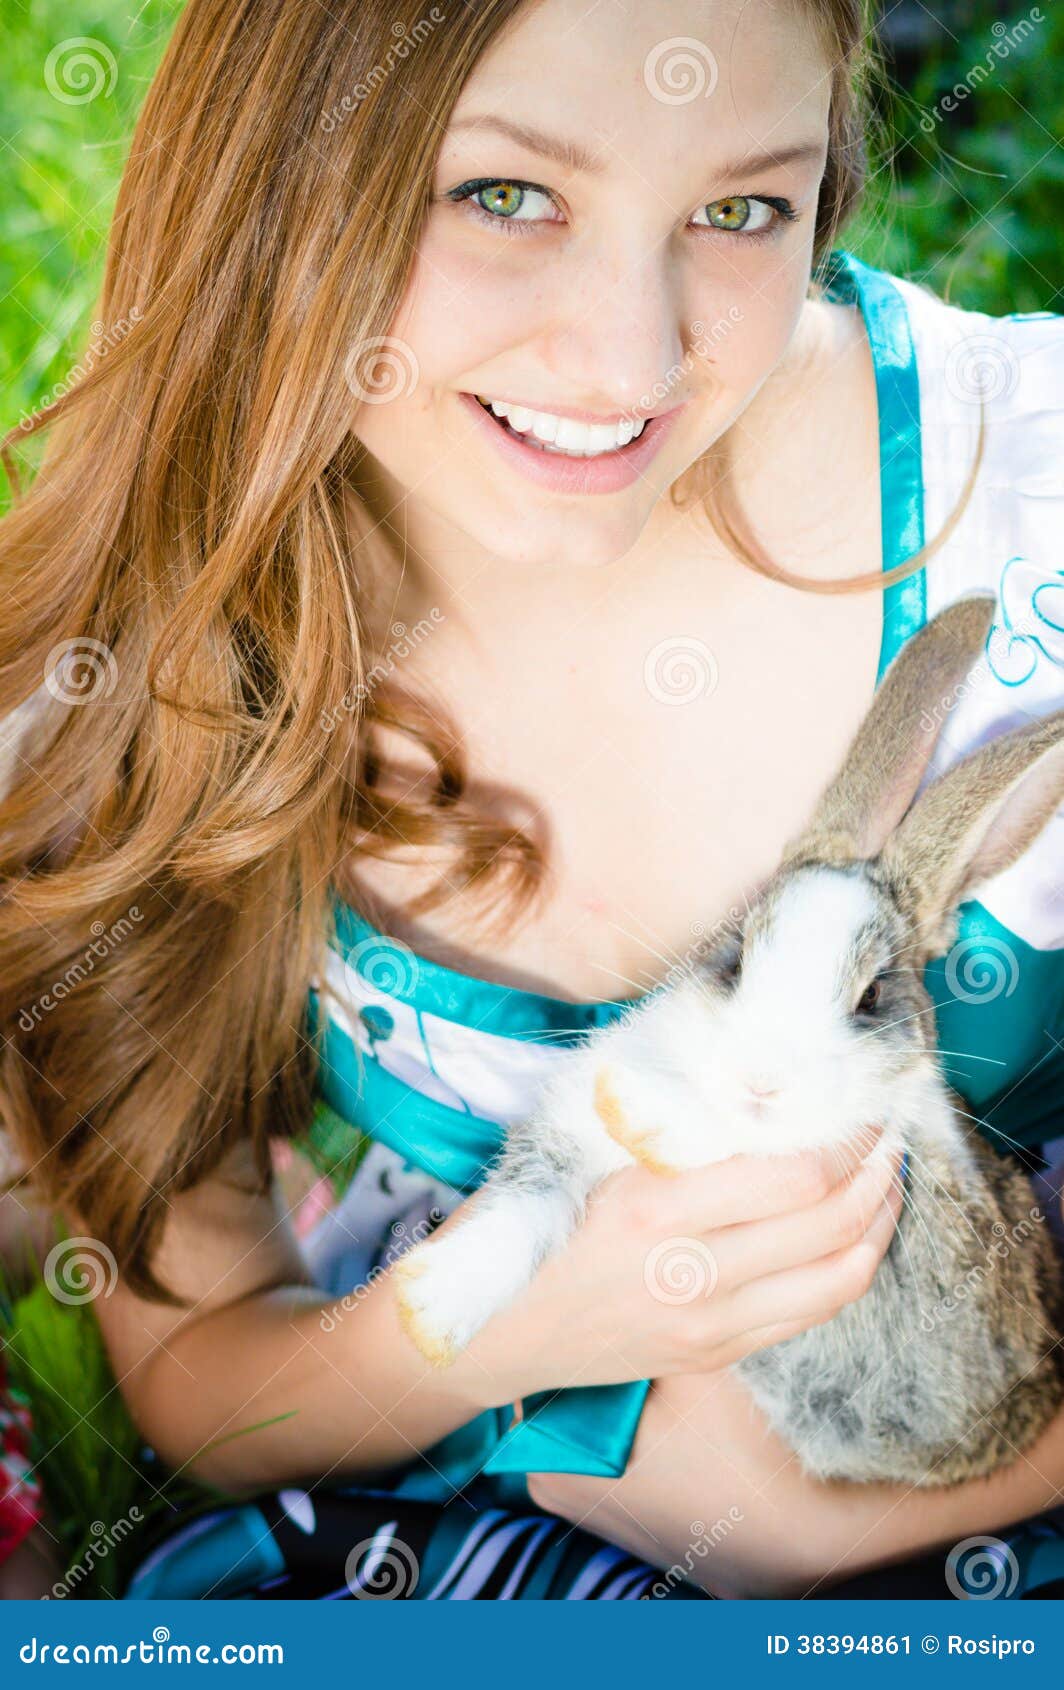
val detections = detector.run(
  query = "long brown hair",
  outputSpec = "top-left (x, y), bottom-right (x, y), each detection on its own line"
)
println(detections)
top-left (0, 0), bottom-right (981, 1298)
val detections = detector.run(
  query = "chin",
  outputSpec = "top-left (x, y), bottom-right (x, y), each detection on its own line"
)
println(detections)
top-left (459, 501), bottom-right (653, 572)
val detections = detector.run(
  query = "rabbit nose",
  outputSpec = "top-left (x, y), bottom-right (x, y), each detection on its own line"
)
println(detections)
top-left (745, 1079), bottom-right (781, 1101)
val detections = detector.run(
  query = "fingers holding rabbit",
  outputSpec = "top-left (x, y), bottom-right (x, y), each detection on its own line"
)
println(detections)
top-left (394, 1126), bottom-right (904, 1400)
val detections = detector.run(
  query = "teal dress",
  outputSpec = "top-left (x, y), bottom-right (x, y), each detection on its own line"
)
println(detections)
top-left (305, 247), bottom-right (1064, 1507)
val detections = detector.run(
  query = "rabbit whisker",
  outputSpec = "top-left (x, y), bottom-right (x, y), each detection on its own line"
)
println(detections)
top-left (946, 1102), bottom-right (1033, 1162)
top-left (886, 1156), bottom-right (952, 1275)
top-left (903, 1144), bottom-right (987, 1252)
top-left (932, 1048), bottom-right (1007, 1066)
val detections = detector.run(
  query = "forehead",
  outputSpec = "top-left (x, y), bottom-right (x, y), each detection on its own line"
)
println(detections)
top-left (449, 0), bottom-right (833, 171)
top-left (745, 868), bottom-right (887, 995)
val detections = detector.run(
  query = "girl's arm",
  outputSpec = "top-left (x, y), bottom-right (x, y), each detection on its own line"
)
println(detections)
top-left (528, 1363), bottom-right (1064, 1599)
top-left (94, 1137), bottom-right (489, 1491)
top-left (95, 1129), bottom-right (903, 1493)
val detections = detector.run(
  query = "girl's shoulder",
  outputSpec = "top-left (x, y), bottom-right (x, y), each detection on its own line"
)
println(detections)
top-left (890, 271), bottom-right (1064, 540)
top-left (885, 273), bottom-right (1064, 951)
top-left (890, 266), bottom-right (1064, 427)
top-left (892, 267), bottom-right (1063, 510)
top-left (867, 262), bottom-right (1064, 651)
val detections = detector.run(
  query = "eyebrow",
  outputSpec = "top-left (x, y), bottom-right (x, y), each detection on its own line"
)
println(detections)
top-left (447, 116), bottom-right (825, 183)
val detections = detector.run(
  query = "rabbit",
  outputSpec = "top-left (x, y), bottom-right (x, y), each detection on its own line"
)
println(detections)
top-left (394, 592), bottom-right (1064, 1485)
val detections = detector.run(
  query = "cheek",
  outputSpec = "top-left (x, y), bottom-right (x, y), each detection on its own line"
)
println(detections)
top-left (396, 232), bottom-right (549, 386)
top-left (351, 238), bottom-right (550, 463)
top-left (696, 258), bottom-right (808, 399)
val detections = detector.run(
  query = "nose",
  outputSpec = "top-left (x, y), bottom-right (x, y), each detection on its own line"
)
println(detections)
top-left (538, 250), bottom-right (691, 417)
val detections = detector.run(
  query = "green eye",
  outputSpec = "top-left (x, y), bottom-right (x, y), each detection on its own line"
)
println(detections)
top-left (444, 177), bottom-right (563, 237)
top-left (691, 195), bottom-right (785, 238)
top-left (475, 181), bottom-right (525, 218)
top-left (706, 195), bottom-right (753, 230)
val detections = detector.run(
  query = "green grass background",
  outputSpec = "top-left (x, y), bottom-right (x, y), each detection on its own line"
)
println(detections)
top-left (0, 0), bottom-right (1061, 1593)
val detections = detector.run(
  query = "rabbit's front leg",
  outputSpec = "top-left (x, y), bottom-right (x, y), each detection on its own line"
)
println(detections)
top-left (592, 1065), bottom-right (718, 1173)
top-left (394, 1121), bottom-right (591, 1366)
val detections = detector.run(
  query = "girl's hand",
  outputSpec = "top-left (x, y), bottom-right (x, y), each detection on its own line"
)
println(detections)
top-left (449, 1125), bottom-right (904, 1408)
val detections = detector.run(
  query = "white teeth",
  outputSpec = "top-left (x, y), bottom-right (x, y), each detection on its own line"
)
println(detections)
top-left (531, 412), bottom-right (558, 444)
top-left (475, 395), bottom-right (646, 456)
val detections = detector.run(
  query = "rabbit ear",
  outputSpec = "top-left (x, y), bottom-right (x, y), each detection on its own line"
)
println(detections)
top-left (781, 593), bottom-right (999, 871)
top-left (879, 706), bottom-right (1064, 951)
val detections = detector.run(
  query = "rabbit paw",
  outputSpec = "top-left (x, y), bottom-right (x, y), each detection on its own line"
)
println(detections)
top-left (394, 1234), bottom-right (492, 1368)
top-left (593, 1067), bottom-right (685, 1174)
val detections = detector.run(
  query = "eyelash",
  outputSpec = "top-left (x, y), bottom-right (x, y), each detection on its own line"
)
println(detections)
top-left (442, 177), bottom-right (800, 244)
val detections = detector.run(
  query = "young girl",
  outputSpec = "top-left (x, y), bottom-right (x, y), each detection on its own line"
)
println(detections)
top-left (1, 0), bottom-right (1063, 1600)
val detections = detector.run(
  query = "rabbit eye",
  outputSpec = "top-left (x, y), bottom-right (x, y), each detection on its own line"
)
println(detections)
top-left (703, 921), bottom-right (746, 991)
top-left (856, 979), bottom-right (881, 1015)
top-left (714, 942), bottom-right (743, 987)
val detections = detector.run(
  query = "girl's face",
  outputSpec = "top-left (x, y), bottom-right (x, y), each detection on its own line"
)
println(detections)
top-left (353, 0), bottom-right (832, 574)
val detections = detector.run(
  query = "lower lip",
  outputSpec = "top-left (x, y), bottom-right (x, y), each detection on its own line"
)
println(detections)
top-left (459, 392), bottom-right (684, 496)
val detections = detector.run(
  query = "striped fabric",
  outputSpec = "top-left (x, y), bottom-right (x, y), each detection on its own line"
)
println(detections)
top-left (125, 1484), bottom-right (711, 1600)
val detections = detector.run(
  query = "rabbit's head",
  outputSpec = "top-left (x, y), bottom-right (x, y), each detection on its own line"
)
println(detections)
top-left (640, 593), bottom-right (1064, 1159)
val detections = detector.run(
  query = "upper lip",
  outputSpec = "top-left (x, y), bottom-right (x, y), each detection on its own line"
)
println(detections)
top-left (468, 392), bottom-right (683, 426)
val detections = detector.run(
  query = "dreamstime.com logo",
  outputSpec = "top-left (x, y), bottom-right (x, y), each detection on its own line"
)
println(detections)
top-left (644, 1236), bottom-right (719, 1303)
top-left (643, 1509), bottom-right (745, 1597)
top-left (319, 610), bottom-right (445, 733)
top-left (42, 1511), bottom-right (143, 1600)
top-left (344, 335), bottom-right (419, 404)
top-left (320, 8), bottom-right (446, 131)
top-left (943, 933), bottom-right (1020, 1005)
top-left (21, 309), bottom-right (143, 432)
top-left (44, 638), bottom-right (119, 706)
top-left (19, 1629), bottom-right (283, 1665)
top-left (916, 1205), bottom-right (1044, 1334)
top-left (643, 635), bottom-right (720, 705)
top-left (44, 37), bottom-right (117, 104)
top-left (643, 37), bottom-right (719, 104)
top-left (915, 599), bottom-right (1039, 734)
top-left (944, 331), bottom-right (1020, 405)
top-left (918, 9), bottom-right (1044, 132)
top-left (618, 308), bottom-right (744, 430)
top-left (18, 905), bottom-right (144, 1032)
top-left (652, 898), bottom-right (758, 998)
top-left (344, 1531), bottom-right (420, 1598)
top-left (944, 1534), bottom-right (1020, 1599)
top-left (43, 1236), bottom-right (119, 1306)
top-left (320, 1211), bottom-right (444, 1332)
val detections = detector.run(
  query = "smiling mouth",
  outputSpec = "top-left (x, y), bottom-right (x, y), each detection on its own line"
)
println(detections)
top-left (471, 394), bottom-right (648, 458)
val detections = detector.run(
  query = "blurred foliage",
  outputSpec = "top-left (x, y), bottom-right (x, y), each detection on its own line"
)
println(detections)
top-left (2, 1275), bottom-right (148, 1596)
top-left (0, 1229), bottom-right (292, 1596)
top-left (0, 2), bottom-right (185, 445)
top-left (852, 0), bottom-right (1064, 313)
